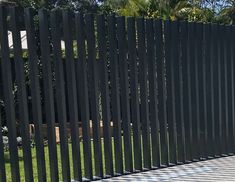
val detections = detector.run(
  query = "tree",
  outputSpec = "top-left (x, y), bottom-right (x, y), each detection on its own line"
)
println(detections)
top-left (5, 0), bottom-right (235, 24)
top-left (9, 0), bottom-right (104, 13)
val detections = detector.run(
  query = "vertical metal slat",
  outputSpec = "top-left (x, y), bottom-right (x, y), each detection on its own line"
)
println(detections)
top-left (10, 6), bottom-right (34, 182)
top-left (146, 19), bottom-right (160, 168)
top-left (127, 17), bottom-right (142, 171)
top-left (155, 20), bottom-right (169, 166)
top-left (62, 10), bottom-right (82, 181)
top-left (75, 13), bottom-right (93, 180)
top-left (50, 10), bottom-right (71, 182)
top-left (39, 9), bottom-right (59, 181)
top-left (116, 16), bottom-right (133, 172)
top-left (97, 14), bottom-right (114, 176)
top-left (85, 14), bottom-right (103, 178)
top-left (24, 8), bottom-right (47, 182)
top-left (165, 20), bottom-right (178, 165)
top-left (178, 21), bottom-right (186, 163)
top-left (137, 18), bottom-right (151, 169)
top-left (107, 15), bottom-right (123, 175)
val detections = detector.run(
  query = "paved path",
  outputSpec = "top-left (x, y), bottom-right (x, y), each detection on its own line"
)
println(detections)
top-left (100, 156), bottom-right (235, 181)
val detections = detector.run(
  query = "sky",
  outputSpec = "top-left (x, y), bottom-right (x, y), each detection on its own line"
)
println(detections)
top-left (201, 0), bottom-right (231, 13)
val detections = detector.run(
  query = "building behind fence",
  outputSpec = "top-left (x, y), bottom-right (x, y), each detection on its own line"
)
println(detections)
top-left (0, 4), bottom-right (235, 182)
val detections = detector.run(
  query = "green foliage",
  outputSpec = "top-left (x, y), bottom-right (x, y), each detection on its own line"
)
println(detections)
top-left (6, 0), bottom-right (235, 24)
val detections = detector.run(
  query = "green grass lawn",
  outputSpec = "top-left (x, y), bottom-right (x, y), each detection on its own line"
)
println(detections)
top-left (4, 138), bottom-right (117, 182)
top-left (4, 135), bottom-right (172, 181)
top-left (5, 141), bottom-right (101, 182)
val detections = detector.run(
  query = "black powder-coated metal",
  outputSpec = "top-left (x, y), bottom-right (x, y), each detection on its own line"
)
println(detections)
top-left (0, 112), bottom-right (6, 182)
top-left (97, 14), bottom-right (114, 176)
top-left (116, 16), bottom-right (133, 173)
top-left (50, 10), bottom-right (71, 182)
top-left (39, 9), bottom-right (59, 181)
top-left (177, 21), bottom-right (187, 163)
top-left (85, 14), bottom-right (104, 178)
top-left (165, 20), bottom-right (178, 165)
top-left (62, 10), bottom-right (82, 181)
top-left (107, 15), bottom-right (123, 175)
top-left (75, 13), bottom-right (93, 180)
top-left (127, 17), bottom-right (142, 171)
top-left (24, 8), bottom-right (47, 182)
top-left (9, 7), bottom-right (34, 182)
top-left (137, 18), bottom-right (151, 169)
top-left (146, 19), bottom-right (160, 168)
top-left (201, 23), bottom-right (209, 158)
top-left (1, 7), bottom-right (235, 181)
top-left (155, 19), bottom-right (170, 166)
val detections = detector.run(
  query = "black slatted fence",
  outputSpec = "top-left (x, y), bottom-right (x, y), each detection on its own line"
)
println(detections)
top-left (0, 5), bottom-right (235, 182)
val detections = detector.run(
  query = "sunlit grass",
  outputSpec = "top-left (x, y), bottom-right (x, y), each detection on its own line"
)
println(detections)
top-left (4, 142), bottom-right (92, 182)
top-left (4, 137), bottom-right (120, 182)
top-left (4, 134), bottom-right (165, 181)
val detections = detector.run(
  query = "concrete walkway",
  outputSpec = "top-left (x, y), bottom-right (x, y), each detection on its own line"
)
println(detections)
top-left (100, 156), bottom-right (235, 181)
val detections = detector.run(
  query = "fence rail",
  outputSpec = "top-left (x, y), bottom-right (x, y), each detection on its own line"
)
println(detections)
top-left (0, 5), bottom-right (235, 182)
